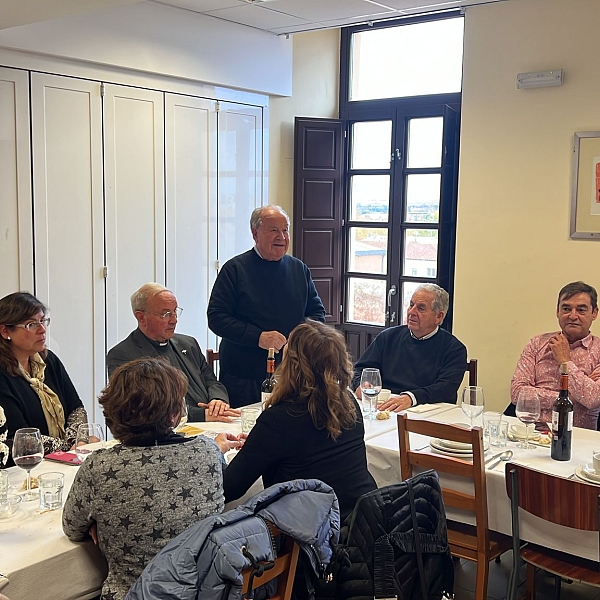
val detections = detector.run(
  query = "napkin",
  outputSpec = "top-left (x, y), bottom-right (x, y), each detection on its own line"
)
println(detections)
top-left (407, 404), bottom-right (444, 414)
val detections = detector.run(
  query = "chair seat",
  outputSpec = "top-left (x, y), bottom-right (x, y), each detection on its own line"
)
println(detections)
top-left (521, 544), bottom-right (600, 587)
top-left (448, 521), bottom-right (512, 561)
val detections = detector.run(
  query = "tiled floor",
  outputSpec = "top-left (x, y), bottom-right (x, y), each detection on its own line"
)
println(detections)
top-left (453, 552), bottom-right (600, 599)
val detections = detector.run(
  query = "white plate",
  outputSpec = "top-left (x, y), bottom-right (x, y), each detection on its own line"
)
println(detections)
top-left (429, 444), bottom-right (473, 458)
top-left (582, 464), bottom-right (600, 482)
top-left (430, 438), bottom-right (489, 454)
top-left (575, 465), bottom-right (600, 486)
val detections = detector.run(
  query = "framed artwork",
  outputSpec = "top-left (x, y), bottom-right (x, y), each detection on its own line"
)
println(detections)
top-left (571, 131), bottom-right (600, 239)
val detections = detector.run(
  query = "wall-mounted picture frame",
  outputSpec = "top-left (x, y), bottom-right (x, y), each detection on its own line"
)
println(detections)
top-left (571, 131), bottom-right (600, 239)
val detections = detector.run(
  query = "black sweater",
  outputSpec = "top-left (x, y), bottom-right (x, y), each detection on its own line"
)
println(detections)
top-left (207, 249), bottom-right (325, 383)
top-left (353, 326), bottom-right (467, 405)
top-left (223, 396), bottom-right (376, 521)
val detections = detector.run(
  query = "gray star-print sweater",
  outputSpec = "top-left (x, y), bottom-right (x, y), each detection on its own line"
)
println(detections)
top-left (62, 436), bottom-right (225, 600)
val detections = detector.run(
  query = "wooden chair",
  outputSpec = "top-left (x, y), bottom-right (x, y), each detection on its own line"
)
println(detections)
top-left (241, 522), bottom-right (300, 600)
top-left (397, 412), bottom-right (511, 600)
top-left (467, 358), bottom-right (478, 386)
top-left (506, 463), bottom-right (600, 600)
top-left (206, 348), bottom-right (219, 370)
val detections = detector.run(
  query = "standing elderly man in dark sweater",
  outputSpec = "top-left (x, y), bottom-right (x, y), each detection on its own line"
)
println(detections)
top-left (353, 283), bottom-right (467, 411)
top-left (207, 205), bottom-right (326, 408)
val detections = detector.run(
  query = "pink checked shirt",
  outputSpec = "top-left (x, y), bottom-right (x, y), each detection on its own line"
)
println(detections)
top-left (510, 331), bottom-right (600, 430)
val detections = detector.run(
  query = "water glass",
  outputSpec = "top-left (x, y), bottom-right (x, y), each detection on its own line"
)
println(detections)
top-left (482, 411), bottom-right (502, 440)
top-left (360, 368), bottom-right (382, 420)
top-left (240, 407), bottom-right (261, 434)
top-left (76, 423), bottom-right (105, 462)
top-left (489, 420), bottom-right (508, 448)
top-left (38, 472), bottom-right (64, 510)
top-left (0, 470), bottom-right (8, 503)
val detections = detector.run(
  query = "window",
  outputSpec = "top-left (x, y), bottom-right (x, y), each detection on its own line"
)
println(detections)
top-left (340, 13), bottom-right (463, 357)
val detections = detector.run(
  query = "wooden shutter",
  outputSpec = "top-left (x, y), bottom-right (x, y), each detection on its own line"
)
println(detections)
top-left (293, 117), bottom-right (343, 325)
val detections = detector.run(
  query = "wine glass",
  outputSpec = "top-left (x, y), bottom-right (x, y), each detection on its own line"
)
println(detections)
top-left (360, 368), bottom-right (382, 420)
top-left (75, 423), bottom-right (105, 463)
top-left (515, 389), bottom-right (540, 450)
top-left (461, 386), bottom-right (485, 428)
top-left (12, 428), bottom-right (44, 501)
top-left (176, 399), bottom-right (189, 431)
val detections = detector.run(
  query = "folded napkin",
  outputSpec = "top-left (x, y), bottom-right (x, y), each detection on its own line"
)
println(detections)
top-left (407, 404), bottom-right (445, 414)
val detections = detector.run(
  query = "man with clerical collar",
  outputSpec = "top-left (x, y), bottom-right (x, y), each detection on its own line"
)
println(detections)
top-left (511, 281), bottom-right (600, 430)
top-left (353, 283), bottom-right (467, 412)
top-left (207, 205), bottom-right (325, 408)
top-left (107, 283), bottom-right (239, 423)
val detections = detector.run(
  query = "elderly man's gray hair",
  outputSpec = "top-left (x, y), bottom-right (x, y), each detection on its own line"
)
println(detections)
top-left (131, 283), bottom-right (172, 314)
top-left (250, 205), bottom-right (290, 230)
top-left (414, 283), bottom-right (449, 316)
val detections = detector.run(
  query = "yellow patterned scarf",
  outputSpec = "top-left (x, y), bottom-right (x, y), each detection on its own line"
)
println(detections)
top-left (19, 353), bottom-right (66, 439)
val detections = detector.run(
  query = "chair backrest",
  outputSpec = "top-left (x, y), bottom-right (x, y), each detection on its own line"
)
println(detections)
top-left (206, 348), bottom-right (219, 370)
top-left (467, 359), bottom-right (477, 386)
top-left (505, 462), bottom-right (600, 531)
top-left (397, 413), bottom-right (489, 552)
top-left (241, 522), bottom-right (300, 600)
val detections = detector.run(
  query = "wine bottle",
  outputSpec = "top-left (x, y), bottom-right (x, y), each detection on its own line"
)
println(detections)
top-left (550, 362), bottom-right (573, 461)
top-left (261, 347), bottom-right (276, 405)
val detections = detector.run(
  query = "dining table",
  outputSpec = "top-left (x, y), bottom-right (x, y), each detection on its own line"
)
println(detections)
top-left (0, 415), bottom-right (259, 600)
top-left (365, 405), bottom-right (600, 561)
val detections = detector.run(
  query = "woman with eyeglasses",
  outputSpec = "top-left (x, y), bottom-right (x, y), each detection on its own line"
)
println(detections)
top-left (0, 292), bottom-right (88, 465)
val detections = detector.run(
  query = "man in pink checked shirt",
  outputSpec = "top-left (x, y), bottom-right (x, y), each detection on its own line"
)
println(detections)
top-left (511, 281), bottom-right (600, 429)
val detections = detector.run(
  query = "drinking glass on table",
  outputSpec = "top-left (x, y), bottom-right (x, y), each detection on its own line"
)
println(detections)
top-left (75, 423), bottom-right (105, 463)
top-left (461, 386), bottom-right (485, 428)
top-left (515, 389), bottom-right (540, 450)
top-left (12, 427), bottom-right (44, 501)
top-left (360, 368), bottom-right (382, 420)
top-left (176, 399), bottom-right (189, 431)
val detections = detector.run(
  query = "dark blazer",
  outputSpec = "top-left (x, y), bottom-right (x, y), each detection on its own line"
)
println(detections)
top-left (106, 328), bottom-right (228, 421)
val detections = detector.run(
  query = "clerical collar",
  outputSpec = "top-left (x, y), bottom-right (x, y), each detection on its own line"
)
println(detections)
top-left (140, 330), bottom-right (170, 348)
top-left (410, 326), bottom-right (439, 341)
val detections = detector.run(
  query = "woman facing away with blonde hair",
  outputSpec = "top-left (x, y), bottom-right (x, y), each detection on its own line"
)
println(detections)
top-left (223, 319), bottom-right (376, 521)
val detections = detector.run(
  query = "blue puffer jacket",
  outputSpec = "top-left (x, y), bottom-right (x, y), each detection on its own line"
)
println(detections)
top-left (125, 479), bottom-right (340, 600)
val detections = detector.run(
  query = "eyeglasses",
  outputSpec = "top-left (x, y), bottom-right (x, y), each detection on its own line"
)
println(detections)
top-left (143, 307), bottom-right (183, 320)
top-left (9, 318), bottom-right (51, 331)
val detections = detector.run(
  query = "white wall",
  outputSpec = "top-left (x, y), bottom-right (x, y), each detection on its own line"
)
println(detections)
top-left (0, 0), bottom-right (292, 96)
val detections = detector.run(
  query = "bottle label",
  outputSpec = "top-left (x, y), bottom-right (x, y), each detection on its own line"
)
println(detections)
top-left (567, 411), bottom-right (573, 432)
top-left (551, 410), bottom-right (559, 433)
top-left (261, 392), bottom-right (272, 406)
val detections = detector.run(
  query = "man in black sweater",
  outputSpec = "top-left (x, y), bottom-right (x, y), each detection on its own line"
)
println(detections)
top-left (207, 206), bottom-right (325, 407)
top-left (353, 283), bottom-right (467, 411)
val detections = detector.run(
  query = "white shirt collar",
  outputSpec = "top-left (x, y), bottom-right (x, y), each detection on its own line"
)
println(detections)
top-left (410, 326), bottom-right (439, 341)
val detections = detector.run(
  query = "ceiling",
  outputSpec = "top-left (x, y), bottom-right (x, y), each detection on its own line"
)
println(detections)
top-left (1, 0), bottom-right (509, 35)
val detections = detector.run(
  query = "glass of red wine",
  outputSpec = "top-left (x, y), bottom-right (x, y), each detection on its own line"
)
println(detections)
top-left (12, 427), bottom-right (44, 501)
top-left (515, 389), bottom-right (540, 450)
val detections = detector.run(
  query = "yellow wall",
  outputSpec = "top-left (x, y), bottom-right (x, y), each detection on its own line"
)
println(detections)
top-left (272, 0), bottom-right (600, 411)
top-left (269, 29), bottom-right (340, 220)
top-left (456, 0), bottom-right (600, 410)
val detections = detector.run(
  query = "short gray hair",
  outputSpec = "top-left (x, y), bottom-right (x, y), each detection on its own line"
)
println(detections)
top-left (414, 283), bottom-right (449, 317)
top-left (130, 283), bottom-right (172, 313)
top-left (250, 205), bottom-right (290, 231)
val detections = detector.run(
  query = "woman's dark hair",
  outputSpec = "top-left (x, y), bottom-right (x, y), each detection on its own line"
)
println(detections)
top-left (0, 292), bottom-right (47, 376)
top-left (266, 319), bottom-right (357, 440)
top-left (100, 357), bottom-right (188, 445)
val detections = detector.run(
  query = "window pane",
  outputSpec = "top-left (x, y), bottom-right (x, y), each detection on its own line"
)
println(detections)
top-left (403, 229), bottom-right (438, 277)
top-left (348, 227), bottom-right (388, 275)
top-left (350, 175), bottom-right (390, 222)
top-left (405, 174), bottom-right (440, 223)
top-left (407, 118), bottom-right (443, 168)
top-left (351, 121), bottom-right (392, 169)
top-left (347, 277), bottom-right (386, 326)
top-left (350, 18), bottom-right (464, 101)
top-left (400, 281), bottom-right (421, 325)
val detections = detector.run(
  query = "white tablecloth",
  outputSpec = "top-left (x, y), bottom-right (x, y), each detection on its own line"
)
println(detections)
top-left (0, 417), bottom-right (256, 600)
top-left (365, 406), bottom-right (600, 561)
